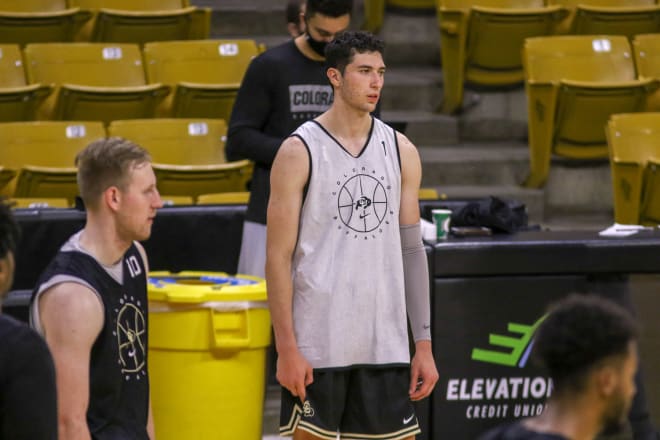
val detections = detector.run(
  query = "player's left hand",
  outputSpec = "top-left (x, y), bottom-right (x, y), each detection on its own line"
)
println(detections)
top-left (409, 340), bottom-right (438, 401)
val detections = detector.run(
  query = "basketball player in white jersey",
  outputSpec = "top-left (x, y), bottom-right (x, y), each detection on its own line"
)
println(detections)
top-left (267, 31), bottom-right (438, 440)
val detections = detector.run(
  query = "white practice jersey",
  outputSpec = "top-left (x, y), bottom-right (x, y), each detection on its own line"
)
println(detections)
top-left (291, 117), bottom-right (410, 369)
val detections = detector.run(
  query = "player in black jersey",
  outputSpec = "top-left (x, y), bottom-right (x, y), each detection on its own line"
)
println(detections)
top-left (31, 138), bottom-right (163, 440)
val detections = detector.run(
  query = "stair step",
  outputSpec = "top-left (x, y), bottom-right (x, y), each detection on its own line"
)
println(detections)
top-left (419, 144), bottom-right (530, 187)
top-left (381, 110), bottom-right (458, 145)
top-left (379, 10), bottom-right (440, 66)
top-left (381, 66), bottom-right (442, 113)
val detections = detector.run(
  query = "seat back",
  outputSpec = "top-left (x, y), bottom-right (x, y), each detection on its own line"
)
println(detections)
top-left (524, 35), bottom-right (636, 83)
top-left (152, 160), bottom-right (253, 201)
top-left (607, 113), bottom-right (660, 224)
top-left (14, 165), bottom-right (79, 202)
top-left (0, 44), bottom-right (27, 87)
top-left (108, 118), bottom-right (227, 165)
top-left (71, 0), bottom-right (188, 11)
top-left (549, 0), bottom-right (660, 38)
top-left (143, 39), bottom-right (259, 86)
top-left (91, 7), bottom-right (196, 45)
top-left (0, 121), bottom-right (105, 169)
top-left (196, 191), bottom-right (250, 205)
top-left (0, 121), bottom-right (105, 196)
top-left (1, 0), bottom-right (69, 12)
top-left (634, 33), bottom-right (660, 78)
top-left (439, 0), bottom-right (545, 9)
top-left (24, 42), bottom-right (148, 87)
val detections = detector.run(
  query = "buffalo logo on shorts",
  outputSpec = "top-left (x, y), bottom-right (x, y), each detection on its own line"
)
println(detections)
top-left (303, 400), bottom-right (315, 418)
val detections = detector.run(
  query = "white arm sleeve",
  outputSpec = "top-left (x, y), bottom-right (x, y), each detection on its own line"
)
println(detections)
top-left (400, 223), bottom-right (432, 342)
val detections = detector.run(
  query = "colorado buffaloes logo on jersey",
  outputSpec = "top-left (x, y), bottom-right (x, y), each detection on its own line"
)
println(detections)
top-left (114, 293), bottom-right (147, 382)
top-left (332, 166), bottom-right (395, 239)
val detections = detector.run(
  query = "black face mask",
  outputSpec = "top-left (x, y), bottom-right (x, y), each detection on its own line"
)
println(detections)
top-left (305, 32), bottom-right (328, 57)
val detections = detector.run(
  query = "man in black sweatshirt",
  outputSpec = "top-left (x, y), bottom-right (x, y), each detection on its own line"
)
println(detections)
top-left (226, 0), bottom-right (352, 278)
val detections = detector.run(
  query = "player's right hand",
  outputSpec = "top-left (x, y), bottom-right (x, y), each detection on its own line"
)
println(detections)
top-left (276, 348), bottom-right (314, 402)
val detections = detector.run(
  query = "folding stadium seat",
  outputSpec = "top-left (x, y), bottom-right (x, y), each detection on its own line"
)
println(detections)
top-left (159, 195), bottom-right (194, 206)
top-left (10, 197), bottom-right (70, 208)
top-left (436, 0), bottom-right (568, 114)
top-left (633, 33), bottom-right (660, 110)
top-left (522, 35), bottom-right (658, 188)
top-left (418, 187), bottom-right (440, 200)
top-left (196, 191), bottom-right (250, 205)
top-left (143, 40), bottom-right (260, 121)
top-left (107, 118), bottom-right (227, 165)
top-left (363, 0), bottom-right (434, 33)
top-left (152, 160), bottom-right (253, 203)
top-left (0, 44), bottom-right (52, 121)
top-left (24, 42), bottom-right (169, 124)
top-left (0, 1), bottom-right (92, 46)
top-left (69, 0), bottom-right (210, 45)
top-left (0, 167), bottom-right (16, 192)
top-left (548, 0), bottom-right (660, 39)
top-left (0, 120), bottom-right (106, 201)
top-left (606, 112), bottom-right (660, 225)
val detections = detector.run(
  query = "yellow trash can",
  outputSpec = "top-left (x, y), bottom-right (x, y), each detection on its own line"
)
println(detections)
top-left (147, 271), bottom-right (270, 440)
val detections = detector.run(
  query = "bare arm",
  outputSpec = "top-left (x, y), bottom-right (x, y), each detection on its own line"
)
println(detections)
top-left (397, 132), bottom-right (439, 401)
top-left (265, 136), bottom-right (313, 401)
top-left (135, 242), bottom-right (156, 440)
top-left (39, 282), bottom-right (104, 440)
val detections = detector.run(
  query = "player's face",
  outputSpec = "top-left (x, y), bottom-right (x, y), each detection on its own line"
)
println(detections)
top-left (336, 51), bottom-right (385, 113)
top-left (601, 342), bottom-right (638, 432)
top-left (116, 162), bottom-right (163, 242)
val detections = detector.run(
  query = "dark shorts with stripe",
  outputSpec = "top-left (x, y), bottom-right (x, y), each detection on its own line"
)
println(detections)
top-left (279, 366), bottom-right (420, 440)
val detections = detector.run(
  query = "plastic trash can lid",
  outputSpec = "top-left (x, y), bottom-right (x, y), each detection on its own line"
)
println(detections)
top-left (147, 271), bottom-right (267, 303)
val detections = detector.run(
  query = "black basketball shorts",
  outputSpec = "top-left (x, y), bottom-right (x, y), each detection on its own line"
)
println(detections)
top-left (279, 366), bottom-right (421, 440)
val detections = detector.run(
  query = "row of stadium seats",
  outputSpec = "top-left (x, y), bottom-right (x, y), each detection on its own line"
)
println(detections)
top-left (0, 0), bottom-right (210, 46)
top-left (0, 39), bottom-right (259, 125)
top-left (436, 0), bottom-right (660, 114)
top-left (523, 34), bottom-right (660, 187)
top-left (0, 119), bottom-right (252, 205)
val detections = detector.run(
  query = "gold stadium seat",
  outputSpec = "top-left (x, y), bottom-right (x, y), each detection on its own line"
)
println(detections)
top-left (143, 39), bottom-right (259, 121)
top-left (0, 167), bottom-right (17, 192)
top-left (196, 191), bottom-right (250, 205)
top-left (160, 195), bottom-right (194, 206)
top-left (14, 165), bottom-right (78, 202)
top-left (107, 118), bottom-right (227, 165)
top-left (606, 113), bottom-right (660, 224)
top-left (152, 160), bottom-right (253, 203)
top-left (522, 35), bottom-right (658, 187)
top-left (549, 0), bottom-right (660, 38)
top-left (10, 197), bottom-right (70, 208)
top-left (437, 0), bottom-right (568, 114)
top-left (363, 0), bottom-right (434, 33)
top-left (0, 120), bottom-right (105, 198)
top-left (633, 33), bottom-right (660, 110)
top-left (418, 187), bottom-right (439, 200)
top-left (0, 44), bottom-right (52, 121)
top-left (0, 1), bottom-right (92, 47)
top-left (69, 0), bottom-right (210, 44)
top-left (24, 42), bottom-right (169, 124)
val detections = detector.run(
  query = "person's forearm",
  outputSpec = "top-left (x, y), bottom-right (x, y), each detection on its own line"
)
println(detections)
top-left (226, 126), bottom-right (283, 164)
top-left (266, 255), bottom-right (298, 354)
top-left (59, 417), bottom-right (92, 440)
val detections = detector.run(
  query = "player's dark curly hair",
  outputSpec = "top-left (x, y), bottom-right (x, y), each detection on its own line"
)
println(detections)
top-left (306, 0), bottom-right (352, 19)
top-left (533, 294), bottom-right (638, 394)
top-left (325, 31), bottom-right (385, 74)
top-left (0, 199), bottom-right (19, 260)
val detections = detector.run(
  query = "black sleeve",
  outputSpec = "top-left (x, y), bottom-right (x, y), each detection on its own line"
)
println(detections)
top-left (2, 329), bottom-right (58, 440)
top-left (226, 55), bottom-right (284, 166)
